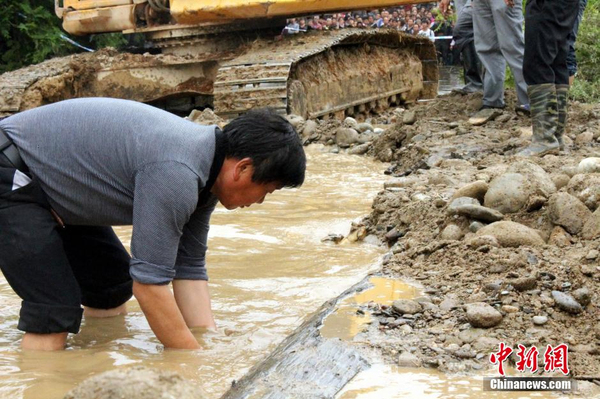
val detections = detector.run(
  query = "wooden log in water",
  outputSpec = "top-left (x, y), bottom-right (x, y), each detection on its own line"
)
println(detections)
top-left (220, 276), bottom-right (374, 399)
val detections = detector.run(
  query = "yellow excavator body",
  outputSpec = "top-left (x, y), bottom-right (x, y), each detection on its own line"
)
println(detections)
top-left (1, 1), bottom-right (438, 118)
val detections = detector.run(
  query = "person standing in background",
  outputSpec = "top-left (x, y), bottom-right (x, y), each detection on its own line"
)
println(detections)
top-left (517, 0), bottom-right (579, 156)
top-left (452, 0), bottom-right (484, 94)
top-left (567, 0), bottom-right (588, 85)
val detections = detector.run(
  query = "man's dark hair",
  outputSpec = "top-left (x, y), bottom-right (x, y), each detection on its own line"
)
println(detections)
top-left (223, 108), bottom-right (306, 188)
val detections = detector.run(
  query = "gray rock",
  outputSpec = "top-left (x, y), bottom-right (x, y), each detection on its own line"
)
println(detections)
top-left (302, 120), bottom-right (318, 137)
top-left (335, 127), bottom-right (360, 148)
top-left (550, 173), bottom-right (571, 190)
top-left (567, 173), bottom-right (600, 211)
top-left (64, 367), bottom-right (206, 399)
top-left (465, 303), bottom-right (503, 328)
top-left (484, 173), bottom-right (531, 214)
top-left (469, 221), bottom-right (485, 233)
top-left (582, 208), bottom-right (600, 240)
top-left (397, 351), bottom-right (422, 367)
top-left (373, 127), bottom-right (385, 134)
top-left (384, 176), bottom-right (421, 189)
top-left (392, 299), bottom-right (423, 315)
top-left (286, 114), bottom-right (305, 129)
top-left (511, 276), bottom-right (537, 292)
top-left (403, 110), bottom-right (417, 125)
top-left (466, 234), bottom-right (500, 249)
top-left (348, 143), bottom-right (370, 155)
top-left (440, 297), bottom-right (460, 311)
top-left (343, 117), bottom-right (359, 130)
top-left (586, 250), bottom-right (599, 260)
top-left (551, 291), bottom-right (583, 314)
top-left (475, 221), bottom-right (545, 247)
top-left (468, 108), bottom-right (502, 126)
top-left (357, 122), bottom-right (374, 133)
top-left (451, 204), bottom-right (504, 223)
top-left (548, 226), bottom-right (572, 247)
top-left (576, 131), bottom-right (594, 144)
top-left (507, 161), bottom-right (556, 198)
top-left (501, 305), bottom-right (519, 313)
top-left (577, 157), bottom-right (600, 174)
top-left (440, 224), bottom-right (464, 241)
top-left (572, 287), bottom-right (591, 307)
top-left (448, 196), bottom-right (480, 213)
top-left (548, 192), bottom-right (592, 235)
top-left (451, 181), bottom-right (489, 203)
top-left (532, 316), bottom-right (548, 325)
top-left (459, 328), bottom-right (486, 344)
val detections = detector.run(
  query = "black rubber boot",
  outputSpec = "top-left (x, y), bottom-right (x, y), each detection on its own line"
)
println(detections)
top-left (555, 84), bottom-right (570, 152)
top-left (517, 84), bottom-right (560, 157)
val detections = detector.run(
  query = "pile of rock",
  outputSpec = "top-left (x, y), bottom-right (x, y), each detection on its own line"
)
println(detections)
top-left (441, 159), bottom-right (600, 249)
top-left (286, 114), bottom-right (392, 155)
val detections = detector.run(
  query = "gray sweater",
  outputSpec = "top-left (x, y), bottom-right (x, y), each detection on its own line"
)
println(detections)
top-left (0, 98), bottom-right (219, 284)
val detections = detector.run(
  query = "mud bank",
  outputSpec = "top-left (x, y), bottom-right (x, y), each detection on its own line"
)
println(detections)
top-left (302, 91), bottom-right (600, 384)
top-left (186, 91), bottom-right (600, 383)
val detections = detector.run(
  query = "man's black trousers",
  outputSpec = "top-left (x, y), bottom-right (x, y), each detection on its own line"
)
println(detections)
top-left (524, 0), bottom-right (579, 85)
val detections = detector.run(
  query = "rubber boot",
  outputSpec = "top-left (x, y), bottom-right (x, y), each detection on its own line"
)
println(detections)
top-left (517, 84), bottom-right (560, 157)
top-left (555, 84), bottom-right (570, 152)
top-left (461, 41), bottom-right (483, 93)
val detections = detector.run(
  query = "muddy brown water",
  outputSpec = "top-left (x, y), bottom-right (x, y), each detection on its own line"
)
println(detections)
top-left (0, 145), bottom-right (387, 399)
top-left (0, 143), bottom-right (581, 399)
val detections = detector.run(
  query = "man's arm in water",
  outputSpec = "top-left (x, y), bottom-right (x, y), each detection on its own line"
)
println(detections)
top-left (133, 282), bottom-right (201, 349)
top-left (130, 163), bottom-right (213, 349)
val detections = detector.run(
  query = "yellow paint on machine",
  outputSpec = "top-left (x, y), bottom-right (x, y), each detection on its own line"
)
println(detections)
top-left (170, 0), bottom-right (433, 24)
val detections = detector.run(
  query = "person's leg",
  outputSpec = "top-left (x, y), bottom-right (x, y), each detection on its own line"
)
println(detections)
top-left (551, 0), bottom-right (580, 150)
top-left (473, 0), bottom-right (506, 108)
top-left (518, 0), bottom-right (568, 156)
top-left (60, 226), bottom-right (133, 317)
top-left (454, 2), bottom-right (483, 93)
top-left (455, 0), bottom-right (467, 17)
top-left (566, 0), bottom-right (588, 83)
top-left (490, 0), bottom-right (528, 107)
top-left (0, 173), bottom-right (83, 350)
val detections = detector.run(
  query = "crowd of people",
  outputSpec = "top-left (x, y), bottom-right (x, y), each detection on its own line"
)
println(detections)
top-left (284, 4), bottom-right (459, 64)
top-left (285, 5), bottom-right (448, 39)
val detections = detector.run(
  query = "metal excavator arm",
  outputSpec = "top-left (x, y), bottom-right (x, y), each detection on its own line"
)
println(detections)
top-left (58, 0), bottom-right (434, 35)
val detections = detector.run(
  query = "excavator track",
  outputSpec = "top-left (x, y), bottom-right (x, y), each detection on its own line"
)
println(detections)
top-left (1, 30), bottom-right (438, 121)
top-left (213, 29), bottom-right (438, 120)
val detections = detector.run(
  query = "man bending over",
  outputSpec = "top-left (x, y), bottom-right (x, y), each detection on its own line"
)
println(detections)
top-left (0, 99), bottom-right (306, 350)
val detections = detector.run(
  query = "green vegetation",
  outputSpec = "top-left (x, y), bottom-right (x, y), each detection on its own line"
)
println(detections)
top-left (0, 0), bottom-right (127, 73)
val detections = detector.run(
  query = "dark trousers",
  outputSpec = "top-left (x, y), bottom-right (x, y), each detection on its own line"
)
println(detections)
top-left (0, 159), bottom-right (132, 334)
top-left (524, 0), bottom-right (580, 85)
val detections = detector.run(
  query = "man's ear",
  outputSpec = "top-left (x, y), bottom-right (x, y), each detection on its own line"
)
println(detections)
top-left (233, 158), bottom-right (253, 181)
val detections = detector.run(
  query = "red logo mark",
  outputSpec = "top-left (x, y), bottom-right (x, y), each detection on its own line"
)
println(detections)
top-left (490, 342), bottom-right (513, 376)
top-left (516, 344), bottom-right (539, 373)
top-left (544, 344), bottom-right (569, 375)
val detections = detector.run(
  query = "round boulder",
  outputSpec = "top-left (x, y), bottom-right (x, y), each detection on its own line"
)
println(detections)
top-left (343, 117), bottom-right (359, 130)
top-left (577, 157), bottom-right (600, 174)
top-left (475, 221), bottom-right (544, 247)
top-left (548, 192), bottom-right (592, 235)
top-left (466, 303), bottom-right (503, 328)
top-left (566, 173), bottom-right (600, 211)
top-left (441, 224), bottom-right (464, 240)
top-left (506, 161), bottom-right (556, 198)
top-left (64, 367), bottom-right (206, 399)
top-left (484, 173), bottom-right (531, 214)
top-left (392, 299), bottom-right (423, 315)
top-left (335, 127), bottom-right (360, 148)
top-left (451, 181), bottom-right (489, 203)
top-left (302, 120), bottom-right (318, 138)
top-left (582, 208), bottom-right (600, 240)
